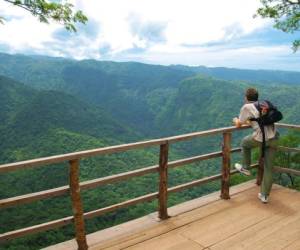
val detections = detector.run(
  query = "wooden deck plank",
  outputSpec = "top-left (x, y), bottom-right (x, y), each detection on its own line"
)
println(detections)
top-left (284, 238), bottom-right (300, 250)
top-left (209, 188), bottom-right (300, 250)
top-left (100, 185), bottom-right (299, 250)
top-left (46, 181), bottom-right (256, 250)
top-left (125, 230), bottom-right (204, 250)
top-left (178, 194), bottom-right (273, 247)
top-left (44, 181), bottom-right (300, 250)
top-left (249, 217), bottom-right (300, 250)
top-left (91, 182), bottom-right (258, 250)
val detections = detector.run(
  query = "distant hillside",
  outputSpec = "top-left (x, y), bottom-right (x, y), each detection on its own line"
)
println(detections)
top-left (157, 75), bottom-right (300, 134)
top-left (0, 75), bottom-right (139, 163)
top-left (0, 53), bottom-right (299, 250)
top-left (0, 76), bottom-right (160, 250)
top-left (170, 65), bottom-right (300, 86)
top-left (0, 74), bottom-right (216, 250)
top-left (0, 53), bottom-right (299, 139)
top-left (0, 53), bottom-right (194, 135)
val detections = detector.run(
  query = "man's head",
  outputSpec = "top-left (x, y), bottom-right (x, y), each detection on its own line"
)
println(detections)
top-left (245, 88), bottom-right (258, 102)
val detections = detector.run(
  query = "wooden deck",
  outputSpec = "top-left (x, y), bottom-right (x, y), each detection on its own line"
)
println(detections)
top-left (45, 180), bottom-right (300, 250)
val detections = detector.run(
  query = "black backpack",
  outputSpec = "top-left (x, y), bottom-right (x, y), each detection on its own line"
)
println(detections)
top-left (249, 100), bottom-right (283, 157)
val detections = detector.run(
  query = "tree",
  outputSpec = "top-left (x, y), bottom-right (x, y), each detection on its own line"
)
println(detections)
top-left (0, 0), bottom-right (88, 32)
top-left (255, 0), bottom-right (300, 52)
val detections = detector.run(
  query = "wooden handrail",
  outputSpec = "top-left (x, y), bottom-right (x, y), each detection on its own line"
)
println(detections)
top-left (0, 216), bottom-right (73, 243)
top-left (0, 123), bottom-right (297, 174)
top-left (276, 146), bottom-right (300, 153)
top-left (168, 164), bottom-right (259, 194)
top-left (0, 125), bottom-right (252, 174)
top-left (0, 123), bottom-right (298, 247)
top-left (0, 163), bottom-right (260, 243)
top-left (0, 149), bottom-right (240, 209)
top-left (275, 123), bottom-right (300, 130)
top-left (84, 192), bottom-right (159, 220)
top-left (273, 167), bottom-right (300, 176)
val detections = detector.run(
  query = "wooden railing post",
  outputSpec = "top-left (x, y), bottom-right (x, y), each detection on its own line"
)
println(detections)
top-left (158, 142), bottom-right (169, 220)
top-left (256, 157), bottom-right (264, 186)
top-left (221, 132), bottom-right (231, 199)
top-left (69, 159), bottom-right (88, 250)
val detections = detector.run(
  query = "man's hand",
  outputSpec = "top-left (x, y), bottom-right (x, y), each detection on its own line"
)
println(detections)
top-left (232, 117), bottom-right (242, 128)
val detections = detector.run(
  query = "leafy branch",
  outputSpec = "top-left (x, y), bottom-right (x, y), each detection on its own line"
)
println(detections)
top-left (255, 0), bottom-right (300, 52)
top-left (0, 0), bottom-right (88, 32)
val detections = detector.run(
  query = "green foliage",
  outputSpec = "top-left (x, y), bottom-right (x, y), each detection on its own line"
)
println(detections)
top-left (0, 53), bottom-right (299, 249)
top-left (273, 131), bottom-right (300, 190)
top-left (256, 0), bottom-right (300, 51)
top-left (1, 0), bottom-right (88, 31)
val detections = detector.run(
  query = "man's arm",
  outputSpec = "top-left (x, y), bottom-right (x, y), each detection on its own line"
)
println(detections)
top-left (232, 117), bottom-right (250, 127)
top-left (233, 105), bottom-right (251, 128)
top-left (233, 117), bottom-right (242, 127)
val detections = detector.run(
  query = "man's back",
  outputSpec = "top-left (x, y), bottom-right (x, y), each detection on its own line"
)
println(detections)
top-left (239, 102), bottom-right (276, 142)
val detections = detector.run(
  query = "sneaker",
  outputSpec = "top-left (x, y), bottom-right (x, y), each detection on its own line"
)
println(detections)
top-left (234, 163), bottom-right (251, 176)
top-left (258, 193), bottom-right (269, 203)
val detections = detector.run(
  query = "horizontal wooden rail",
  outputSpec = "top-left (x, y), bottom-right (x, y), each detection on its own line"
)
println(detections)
top-left (85, 165), bottom-right (253, 220)
top-left (274, 167), bottom-right (300, 176)
top-left (276, 123), bottom-right (300, 130)
top-left (0, 139), bottom-right (165, 174)
top-left (168, 174), bottom-right (222, 194)
top-left (0, 163), bottom-right (259, 242)
top-left (84, 192), bottom-right (159, 219)
top-left (80, 165), bottom-right (158, 190)
top-left (276, 146), bottom-right (300, 153)
top-left (0, 123), bottom-right (296, 174)
top-left (0, 127), bottom-right (251, 174)
top-left (168, 163), bottom-right (259, 194)
top-left (0, 216), bottom-right (73, 243)
top-left (0, 122), bottom-right (297, 246)
top-left (169, 151), bottom-right (222, 169)
top-left (165, 126), bottom-right (250, 143)
top-left (0, 149), bottom-right (241, 209)
top-left (0, 186), bottom-right (70, 209)
top-left (0, 166), bottom-right (159, 209)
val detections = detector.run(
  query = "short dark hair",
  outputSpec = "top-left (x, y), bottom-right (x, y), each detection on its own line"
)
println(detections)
top-left (245, 88), bottom-right (258, 102)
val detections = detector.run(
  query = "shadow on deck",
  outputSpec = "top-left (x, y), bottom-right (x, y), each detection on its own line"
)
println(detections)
top-left (45, 180), bottom-right (300, 250)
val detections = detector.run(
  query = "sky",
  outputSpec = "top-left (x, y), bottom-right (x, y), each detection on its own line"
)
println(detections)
top-left (0, 0), bottom-right (299, 71)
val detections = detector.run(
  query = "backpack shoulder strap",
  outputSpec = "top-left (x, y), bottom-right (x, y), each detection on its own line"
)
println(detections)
top-left (249, 101), bottom-right (260, 122)
top-left (253, 101), bottom-right (260, 111)
top-left (248, 101), bottom-right (266, 157)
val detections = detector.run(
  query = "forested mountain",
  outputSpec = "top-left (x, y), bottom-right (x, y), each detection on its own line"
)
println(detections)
top-left (0, 53), bottom-right (299, 250)
top-left (157, 75), bottom-right (300, 134)
top-left (0, 75), bottom-right (140, 163)
top-left (0, 75), bottom-right (161, 250)
top-left (0, 53), bottom-right (195, 135)
top-left (1, 52), bottom-right (300, 136)
top-left (170, 64), bottom-right (300, 85)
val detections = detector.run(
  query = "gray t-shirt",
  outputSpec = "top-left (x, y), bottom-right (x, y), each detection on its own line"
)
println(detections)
top-left (239, 103), bottom-right (276, 142)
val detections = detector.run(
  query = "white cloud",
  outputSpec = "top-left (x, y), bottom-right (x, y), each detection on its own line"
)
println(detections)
top-left (127, 44), bottom-right (300, 71)
top-left (0, 0), bottom-right (266, 51)
top-left (0, 0), bottom-right (298, 71)
top-left (75, 0), bottom-right (267, 50)
top-left (0, 1), bottom-right (59, 52)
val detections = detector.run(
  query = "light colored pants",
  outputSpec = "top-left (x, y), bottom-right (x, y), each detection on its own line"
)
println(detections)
top-left (241, 133), bottom-right (279, 196)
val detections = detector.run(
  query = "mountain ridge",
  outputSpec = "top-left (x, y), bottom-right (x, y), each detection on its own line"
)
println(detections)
top-left (0, 52), bottom-right (299, 250)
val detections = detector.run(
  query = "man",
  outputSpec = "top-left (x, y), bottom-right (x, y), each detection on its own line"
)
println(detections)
top-left (233, 88), bottom-right (279, 203)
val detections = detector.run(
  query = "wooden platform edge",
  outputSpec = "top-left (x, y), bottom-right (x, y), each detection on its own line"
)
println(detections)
top-left (43, 180), bottom-right (258, 250)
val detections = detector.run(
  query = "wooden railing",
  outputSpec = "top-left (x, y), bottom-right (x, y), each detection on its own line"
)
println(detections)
top-left (0, 123), bottom-right (299, 249)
